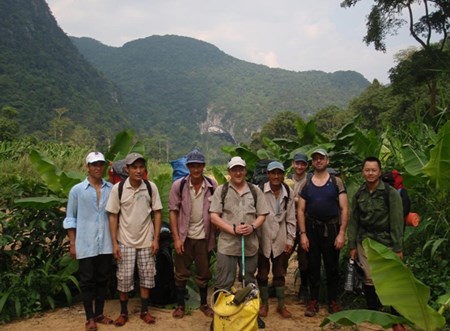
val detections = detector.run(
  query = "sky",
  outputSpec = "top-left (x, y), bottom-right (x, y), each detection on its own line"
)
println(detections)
top-left (46, 0), bottom-right (425, 84)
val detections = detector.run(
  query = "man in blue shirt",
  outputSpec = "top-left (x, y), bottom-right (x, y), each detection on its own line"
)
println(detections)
top-left (298, 149), bottom-right (348, 317)
top-left (63, 152), bottom-right (113, 331)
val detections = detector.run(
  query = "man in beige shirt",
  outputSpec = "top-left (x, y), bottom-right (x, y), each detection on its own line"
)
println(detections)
top-left (256, 161), bottom-right (296, 318)
top-left (106, 153), bottom-right (162, 327)
top-left (210, 156), bottom-right (269, 291)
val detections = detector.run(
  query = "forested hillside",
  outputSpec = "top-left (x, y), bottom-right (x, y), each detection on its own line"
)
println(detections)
top-left (0, 0), bottom-right (128, 142)
top-left (72, 35), bottom-right (370, 155)
top-left (0, 0), bottom-right (369, 158)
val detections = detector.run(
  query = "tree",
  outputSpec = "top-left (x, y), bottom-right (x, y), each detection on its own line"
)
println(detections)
top-left (311, 105), bottom-right (352, 137)
top-left (341, 0), bottom-right (449, 52)
top-left (0, 105), bottom-right (19, 141)
top-left (249, 111), bottom-right (302, 150)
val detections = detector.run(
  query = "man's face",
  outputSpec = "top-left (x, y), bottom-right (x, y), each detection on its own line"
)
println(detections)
top-left (362, 161), bottom-right (381, 184)
top-left (311, 153), bottom-right (329, 171)
top-left (127, 159), bottom-right (146, 182)
top-left (187, 163), bottom-right (205, 179)
top-left (228, 166), bottom-right (246, 185)
top-left (268, 169), bottom-right (284, 186)
top-left (87, 161), bottom-right (106, 180)
top-left (293, 160), bottom-right (308, 176)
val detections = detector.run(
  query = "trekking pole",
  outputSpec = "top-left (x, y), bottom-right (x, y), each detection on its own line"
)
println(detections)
top-left (241, 222), bottom-right (246, 287)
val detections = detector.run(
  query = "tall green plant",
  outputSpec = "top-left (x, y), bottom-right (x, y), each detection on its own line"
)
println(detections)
top-left (321, 239), bottom-right (447, 330)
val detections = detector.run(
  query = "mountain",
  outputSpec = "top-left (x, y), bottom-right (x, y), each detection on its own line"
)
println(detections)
top-left (71, 35), bottom-right (370, 153)
top-left (0, 0), bottom-right (128, 141)
top-left (0, 0), bottom-right (369, 159)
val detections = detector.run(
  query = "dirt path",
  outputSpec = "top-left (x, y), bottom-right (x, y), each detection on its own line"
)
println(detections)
top-left (0, 262), bottom-right (392, 331)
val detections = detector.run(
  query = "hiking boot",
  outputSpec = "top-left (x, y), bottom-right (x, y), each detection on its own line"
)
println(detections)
top-left (199, 304), bottom-right (214, 318)
top-left (305, 300), bottom-right (319, 317)
top-left (328, 300), bottom-right (341, 314)
top-left (259, 304), bottom-right (268, 317)
top-left (297, 285), bottom-right (309, 305)
top-left (276, 306), bottom-right (292, 318)
top-left (172, 305), bottom-right (185, 318)
top-left (392, 324), bottom-right (406, 331)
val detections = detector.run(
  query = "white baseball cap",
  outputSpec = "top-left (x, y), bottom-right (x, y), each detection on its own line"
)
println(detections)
top-left (227, 156), bottom-right (246, 169)
top-left (85, 152), bottom-right (106, 165)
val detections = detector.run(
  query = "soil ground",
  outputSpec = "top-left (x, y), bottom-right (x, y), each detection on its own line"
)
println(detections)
top-left (0, 261), bottom-right (403, 331)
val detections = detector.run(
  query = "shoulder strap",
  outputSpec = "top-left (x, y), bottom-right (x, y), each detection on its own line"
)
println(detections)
top-left (282, 182), bottom-right (290, 210)
top-left (221, 182), bottom-right (230, 208)
top-left (118, 179), bottom-right (152, 208)
top-left (247, 182), bottom-right (258, 207)
top-left (118, 180), bottom-right (125, 201)
top-left (143, 179), bottom-right (153, 209)
top-left (221, 181), bottom-right (258, 208)
top-left (180, 175), bottom-right (215, 196)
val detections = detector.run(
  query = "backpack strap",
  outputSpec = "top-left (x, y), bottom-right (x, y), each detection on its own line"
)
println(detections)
top-left (221, 181), bottom-right (257, 209)
top-left (258, 181), bottom-right (290, 210)
top-left (179, 175), bottom-right (215, 196)
top-left (118, 179), bottom-right (153, 209)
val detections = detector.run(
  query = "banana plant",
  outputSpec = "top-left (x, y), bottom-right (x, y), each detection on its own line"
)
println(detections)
top-left (321, 238), bottom-right (447, 330)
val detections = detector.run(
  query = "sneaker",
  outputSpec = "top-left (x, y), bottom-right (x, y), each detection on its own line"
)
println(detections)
top-left (259, 304), bottom-right (268, 317)
top-left (328, 300), bottom-right (341, 314)
top-left (304, 300), bottom-right (319, 317)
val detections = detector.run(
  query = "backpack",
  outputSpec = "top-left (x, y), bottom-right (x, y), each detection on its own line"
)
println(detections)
top-left (251, 159), bottom-right (291, 210)
top-left (170, 156), bottom-right (190, 182)
top-left (251, 159), bottom-right (275, 186)
top-left (150, 224), bottom-right (177, 305)
top-left (381, 170), bottom-right (419, 227)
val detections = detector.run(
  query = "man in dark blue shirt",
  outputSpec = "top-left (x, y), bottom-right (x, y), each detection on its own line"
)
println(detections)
top-left (297, 149), bottom-right (348, 317)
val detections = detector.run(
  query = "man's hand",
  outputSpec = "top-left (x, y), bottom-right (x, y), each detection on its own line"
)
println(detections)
top-left (334, 233), bottom-right (345, 250)
top-left (174, 238), bottom-right (184, 255)
top-left (236, 223), bottom-right (253, 236)
top-left (300, 233), bottom-right (309, 252)
top-left (151, 239), bottom-right (160, 256)
top-left (69, 243), bottom-right (76, 259)
top-left (113, 243), bottom-right (121, 260)
top-left (284, 244), bottom-right (293, 254)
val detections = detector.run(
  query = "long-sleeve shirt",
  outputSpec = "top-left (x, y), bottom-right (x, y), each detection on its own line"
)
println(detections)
top-left (168, 175), bottom-right (217, 251)
top-left (348, 180), bottom-right (404, 252)
top-left (258, 182), bottom-right (296, 258)
top-left (63, 178), bottom-right (113, 259)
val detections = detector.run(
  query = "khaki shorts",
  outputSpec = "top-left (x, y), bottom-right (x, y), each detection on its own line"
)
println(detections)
top-left (116, 244), bottom-right (156, 292)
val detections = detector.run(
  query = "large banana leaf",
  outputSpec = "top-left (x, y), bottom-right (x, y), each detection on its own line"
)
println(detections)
top-left (422, 121), bottom-right (450, 191)
top-left (28, 149), bottom-right (84, 196)
top-left (14, 196), bottom-right (67, 209)
top-left (364, 238), bottom-right (446, 331)
top-left (320, 309), bottom-right (405, 328)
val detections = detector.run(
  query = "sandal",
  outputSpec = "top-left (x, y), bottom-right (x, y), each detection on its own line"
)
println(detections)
top-left (140, 311), bottom-right (156, 324)
top-left (172, 305), bottom-right (185, 319)
top-left (94, 314), bottom-right (114, 324)
top-left (113, 314), bottom-right (128, 327)
top-left (85, 318), bottom-right (97, 331)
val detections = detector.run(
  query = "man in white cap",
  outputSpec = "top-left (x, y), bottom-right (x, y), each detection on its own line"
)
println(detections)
top-left (169, 148), bottom-right (217, 318)
top-left (298, 149), bottom-right (348, 317)
top-left (106, 153), bottom-right (162, 326)
top-left (256, 161), bottom-right (296, 318)
top-left (64, 152), bottom-right (114, 331)
top-left (210, 156), bottom-right (269, 291)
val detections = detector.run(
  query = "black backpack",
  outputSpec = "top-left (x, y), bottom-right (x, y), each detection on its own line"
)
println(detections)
top-left (150, 224), bottom-right (177, 305)
top-left (251, 159), bottom-right (274, 186)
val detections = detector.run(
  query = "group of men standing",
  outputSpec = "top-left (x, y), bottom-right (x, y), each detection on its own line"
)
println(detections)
top-left (64, 148), bottom-right (405, 331)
